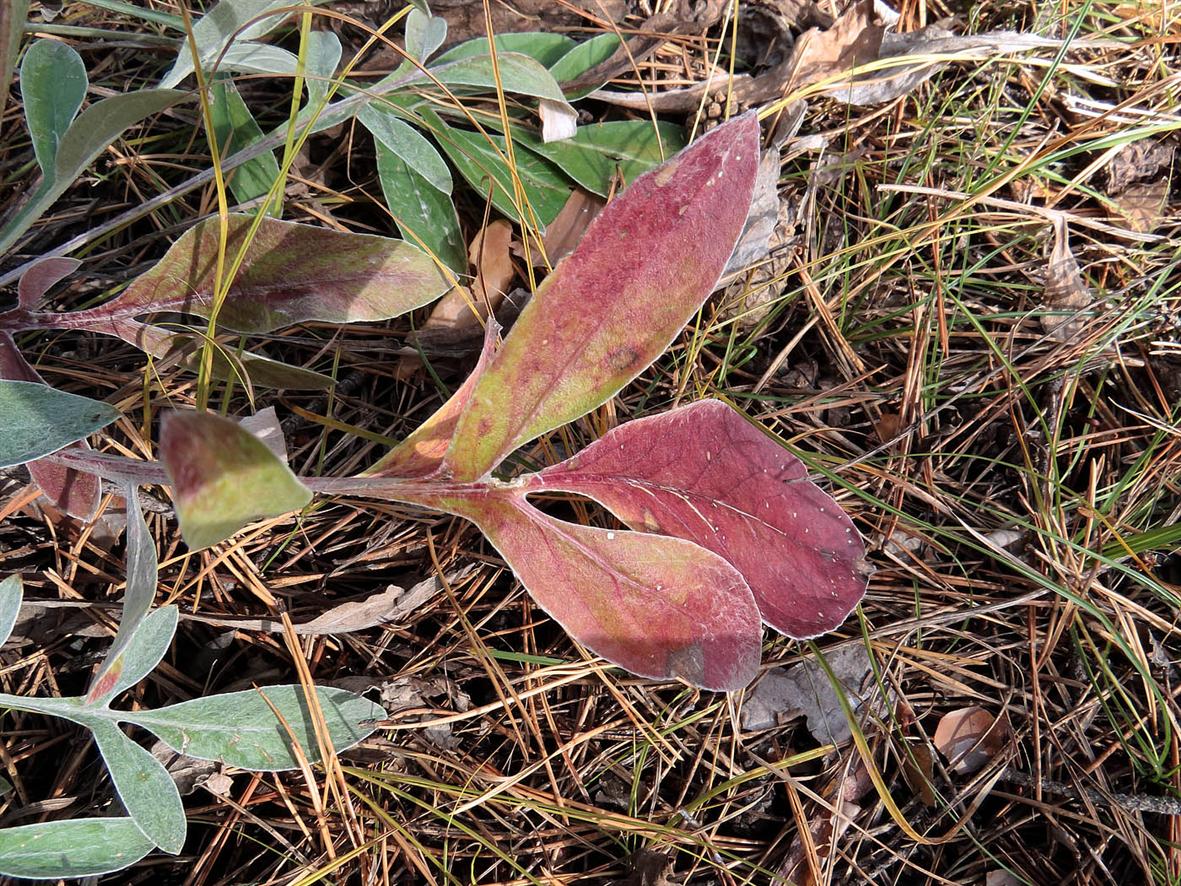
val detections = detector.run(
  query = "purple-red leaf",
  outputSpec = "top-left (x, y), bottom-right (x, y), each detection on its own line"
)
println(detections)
top-left (439, 488), bottom-right (761, 690)
top-left (160, 410), bottom-right (312, 550)
top-left (0, 332), bottom-right (101, 519)
top-left (17, 257), bottom-right (80, 310)
top-left (444, 113), bottom-right (761, 481)
top-left (528, 400), bottom-right (867, 638)
top-left (47, 214), bottom-right (451, 337)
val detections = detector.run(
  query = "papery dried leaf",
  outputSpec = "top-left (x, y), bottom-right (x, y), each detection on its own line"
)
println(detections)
top-left (741, 643), bottom-right (886, 743)
top-left (784, 0), bottom-right (884, 96)
top-left (54, 214), bottom-right (450, 337)
top-left (1110, 179), bottom-right (1170, 233)
top-left (531, 400), bottom-right (866, 638)
top-left (829, 26), bottom-right (1063, 106)
top-left (0, 332), bottom-right (101, 518)
top-left (1042, 217), bottom-right (1091, 342)
top-left (539, 97), bottom-right (578, 142)
top-left (1104, 138), bottom-right (1174, 194)
top-left (296, 576), bottom-right (441, 634)
top-left (160, 410), bottom-right (312, 550)
top-left (445, 113), bottom-right (761, 481)
top-left (237, 406), bottom-right (287, 460)
top-left (440, 489), bottom-right (761, 691)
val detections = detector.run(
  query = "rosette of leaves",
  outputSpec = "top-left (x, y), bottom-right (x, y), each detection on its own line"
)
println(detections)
top-left (27, 116), bottom-right (869, 694)
top-left (151, 0), bottom-right (684, 274)
top-left (0, 4), bottom-right (675, 519)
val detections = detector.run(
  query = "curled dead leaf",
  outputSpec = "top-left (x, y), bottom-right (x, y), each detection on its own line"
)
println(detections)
top-left (933, 705), bottom-right (1011, 775)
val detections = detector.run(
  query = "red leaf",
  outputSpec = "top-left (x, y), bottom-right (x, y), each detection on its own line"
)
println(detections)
top-left (0, 332), bottom-right (100, 519)
top-left (435, 488), bottom-right (762, 691)
top-left (17, 256), bottom-right (80, 309)
top-left (529, 400), bottom-right (867, 638)
top-left (444, 113), bottom-right (761, 481)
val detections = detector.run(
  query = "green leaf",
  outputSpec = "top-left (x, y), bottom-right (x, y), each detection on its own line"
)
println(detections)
top-left (0, 574), bottom-right (22, 648)
top-left (160, 0), bottom-right (301, 88)
top-left (444, 114), bottom-right (760, 480)
top-left (404, 8), bottom-right (447, 63)
top-left (125, 685), bottom-right (384, 771)
top-left (65, 214), bottom-right (451, 337)
top-left (107, 606), bottom-right (178, 701)
top-left (548, 32), bottom-right (622, 98)
top-left (160, 410), bottom-right (312, 550)
top-left (422, 52), bottom-right (569, 104)
top-left (215, 40), bottom-right (299, 78)
top-left (435, 32), bottom-right (575, 67)
top-left (375, 141), bottom-right (467, 274)
top-left (0, 692), bottom-right (92, 724)
top-left (20, 39), bottom-right (87, 173)
top-left (54, 89), bottom-right (185, 183)
top-left (303, 29), bottom-right (341, 109)
top-left (87, 491), bottom-right (162, 704)
top-left (0, 817), bottom-right (155, 879)
top-left (431, 120), bottom-right (571, 227)
top-left (0, 0), bottom-right (28, 113)
top-left (0, 88), bottom-right (186, 256)
top-left (517, 121), bottom-right (686, 197)
top-left (0, 380), bottom-right (120, 468)
top-left (88, 607), bottom-right (178, 708)
top-left (0, 332), bottom-right (101, 517)
top-left (90, 721), bottom-right (186, 854)
top-left (210, 77), bottom-right (280, 205)
top-left (359, 104), bottom-right (452, 193)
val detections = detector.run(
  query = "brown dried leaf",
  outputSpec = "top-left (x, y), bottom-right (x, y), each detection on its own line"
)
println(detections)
top-left (901, 742), bottom-right (938, 806)
top-left (742, 643), bottom-right (888, 744)
top-left (785, 0), bottom-right (885, 96)
top-left (297, 576), bottom-right (441, 634)
top-left (413, 220), bottom-right (516, 349)
top-left (1110, 179), bottom-right (1170, 233)
top-left (1105, 139), bottom-right (1174, 194)
top-left (536, 189), bottom-right (606, 265)
top-left (1041, 217), bottom-right (1091, 342)
top-left (933, 706), bottom-right (1010, 775)
top-left (873, 412), bottom-right (903, 443)
top-left (615, 847), bottom-right (674, 886)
